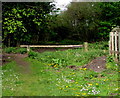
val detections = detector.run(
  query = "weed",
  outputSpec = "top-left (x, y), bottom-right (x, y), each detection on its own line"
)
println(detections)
top-left (107, 55), bottom-right (114, 62)
top-left (89, 41), bottom-right (108, 50)
top-left (49, 58), bottom-right (67, 69)
top-left (3, 47), bottom-right (27, 54)
top-left (14, 48), bottom-right (27, 54)
top-left (106, 56), bottom-right (118, 70)
top-left (4, 47), bottom-right (16, 53)
top-left (28, 50), bottom-right (38, 59)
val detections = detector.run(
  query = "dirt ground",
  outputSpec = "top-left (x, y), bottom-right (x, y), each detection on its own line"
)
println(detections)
top-left (2, 53), bottom-right (30, 73)
top-left (2, 48), bottom-right (107, 73)
top-left (83, 56), bottom-right (107, 72)
top-left (34, 47), bottom-right (75, 53)
top-left (66, 56), bottom-right (107, 72)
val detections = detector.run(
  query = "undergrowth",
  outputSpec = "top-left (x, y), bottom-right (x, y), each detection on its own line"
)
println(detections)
top-left (28, 48), bottom-right (108, 69)
top-left (3, 47), bottom-right (27, 54)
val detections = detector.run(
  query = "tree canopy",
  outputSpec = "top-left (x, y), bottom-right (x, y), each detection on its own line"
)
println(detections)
top-left (2, 2), bottom-right (56, 46)
top-left (2, 2), bottom-right (120, 46)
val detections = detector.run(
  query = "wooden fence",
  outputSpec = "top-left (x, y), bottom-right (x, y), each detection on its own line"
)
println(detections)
top-left (109, 31), bottom-right (120, 61)
top-left (20, 42), bottom-right (88, 52)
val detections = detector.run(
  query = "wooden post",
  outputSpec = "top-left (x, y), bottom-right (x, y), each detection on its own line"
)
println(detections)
top-left (84, 42), bottom-right (88, 52)
top-left (109, 32), bottom-right (112, 55)
top-left (27, 45), bottom-right (30, 52)
top-left (111, 32), bottom-right (114, 56)
top-left (115, 31), bottom-right (118, 59)
top-left (109, 41), bottom-right (111, 55)
top-left (119, 32), bottom-right (120, 61)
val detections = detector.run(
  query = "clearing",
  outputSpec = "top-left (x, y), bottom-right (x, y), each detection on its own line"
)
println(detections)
top-left (2, 46), bottom-right (119, 96)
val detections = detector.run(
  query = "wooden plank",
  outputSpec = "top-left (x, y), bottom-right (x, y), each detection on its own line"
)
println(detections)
top-left (109, 32), bottom-right (112, 55)
top-left (109, 41), bottom-right (111, 55)
top-left (20, 44), bottom-right (84, 52)
top-left (109, 50), bottom-right (120, 54)
top-left (119, 32), bottom-right (120, 61)
top-left (20, 45), bottom-right (83, 48)
top-left (110, 32), bottom-right (112, 55)
top-left (115, 31), bottom-right (118, 59)
top-left (111, 32), bottom-right (114, 55)
top-left (20, 45), bottom-right (28, 47)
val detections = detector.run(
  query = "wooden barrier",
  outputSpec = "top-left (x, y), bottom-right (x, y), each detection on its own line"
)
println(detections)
top-left (109, 31), bottom-right (120, 61)
top-left (84, 42), bottom-right (88, 52)
top-left (20, 42), bottom-right (88, 52)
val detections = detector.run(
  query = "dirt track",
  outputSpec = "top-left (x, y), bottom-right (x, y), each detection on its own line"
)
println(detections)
top-left (2, 53), bottom-right (30, 73)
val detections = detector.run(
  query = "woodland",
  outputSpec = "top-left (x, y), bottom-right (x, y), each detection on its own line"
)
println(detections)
top-left (2, 2), bottom-right (120, 46)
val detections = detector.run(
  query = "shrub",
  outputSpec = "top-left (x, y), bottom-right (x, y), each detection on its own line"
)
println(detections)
top-left (107, 55), bottom-right (114, 63)
top-left (3, 47), bottom-right (27, 54)
top-left (89, 41), bottom-right (108, 50)
top-left (106, 56), bottom-right (118, 70)
top-left (15, 48), bottom-right (27, 54)
top-left (4, 47), bottom-right (16, 53)
top-left (28, 51), bottom-right (38, 59)
top-left (60, 39), bottom-right (82, 45)
top-left (48, 58), bottom-right (68, 69)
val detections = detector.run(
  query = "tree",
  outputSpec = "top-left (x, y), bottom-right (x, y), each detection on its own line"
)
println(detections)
top-left (98, 2), bottom-right (120, 40)
top-left (57, 2), bottom-right (101, 42)
top-left (2, 2), bottom-right (55, 46)
top-left (53, 2), bottom-right (120, 42)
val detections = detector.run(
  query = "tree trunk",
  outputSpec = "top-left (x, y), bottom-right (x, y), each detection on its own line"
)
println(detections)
top-left (8, 35), bottom-right (10, 47)
top-left (17, 41), bottom-right (20, 47)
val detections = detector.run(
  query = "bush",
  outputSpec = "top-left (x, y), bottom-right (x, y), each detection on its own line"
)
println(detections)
top-left (28, 51), bottom-right (38, 59)
top-left (49, 58), bottom-right (68, 69)
top-left (106, 56), bottom-right (118, 70)
top-left (60, 39), bottom-right (82, 45)
top-left (4, 47), bottom-right (16, 53)
top-left (15, 48), bottom-right (27, 54)
top-left (89, 41), bottom-right (108, 50)
top-left (3, 47), bottom-right (27, 54)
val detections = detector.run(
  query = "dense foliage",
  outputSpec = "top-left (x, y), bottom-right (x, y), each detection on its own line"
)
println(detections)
top-left (2, 2), bottom-right (120, 46)
top-left (56, 2), bottom-right (120, 42)
top-left (2, 2), bottom-right (56, 46)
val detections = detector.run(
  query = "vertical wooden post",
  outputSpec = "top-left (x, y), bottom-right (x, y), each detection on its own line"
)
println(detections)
top-left (8, 35), bottom-right (11, 47)
top-left (119, 32), bottom-right (120, 61)
top-left (84, 42), bottom-right (88, 52)
top-left (109, 41), bottom-right (111, 55)
top-left (109, 32), bottom-right (112, 55)
top-left (111, 32), bottom-right (114, 56)
top-left (27, 45), bottom-right (30, 52)
top-left (115, 31), bottom-right (118, 59)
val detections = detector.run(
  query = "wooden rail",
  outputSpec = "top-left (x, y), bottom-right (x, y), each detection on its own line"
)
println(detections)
top-left (20, 45), bottom-right (83, 48)
top-left (20, 42), bottom-right (88, 52)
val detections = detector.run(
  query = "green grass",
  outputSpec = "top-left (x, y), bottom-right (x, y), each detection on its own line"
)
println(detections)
top-left (28, 47), bottom-right (108, 67)
top-left (3, 47), bottom-right (27, 54)
top-left (2, 42), bottom-right (119, 96)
